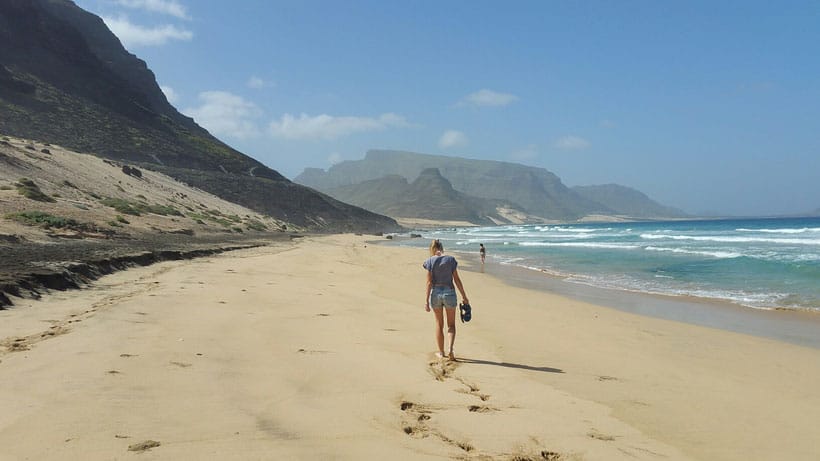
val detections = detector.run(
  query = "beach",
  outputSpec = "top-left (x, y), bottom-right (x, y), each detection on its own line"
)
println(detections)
top-left (1, 234), bottom-right (819, 460)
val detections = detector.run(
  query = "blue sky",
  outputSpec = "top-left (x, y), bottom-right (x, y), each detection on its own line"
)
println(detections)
top-left (73, 0), bottom-right (819, 216)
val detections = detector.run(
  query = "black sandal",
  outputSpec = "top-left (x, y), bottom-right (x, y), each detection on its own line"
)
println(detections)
top-left (459, 302), bottom-right (472, 323)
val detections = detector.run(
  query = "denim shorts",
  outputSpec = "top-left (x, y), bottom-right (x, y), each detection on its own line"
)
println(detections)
top-left (430, 286), bottom-right (457, 309)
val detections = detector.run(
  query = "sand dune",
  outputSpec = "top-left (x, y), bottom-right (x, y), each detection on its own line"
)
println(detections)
top-left (1, 235), bottom-right (818, 460)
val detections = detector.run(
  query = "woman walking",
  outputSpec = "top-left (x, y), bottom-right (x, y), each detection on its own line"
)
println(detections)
top-left (423, 239), bottom-right (469, 361)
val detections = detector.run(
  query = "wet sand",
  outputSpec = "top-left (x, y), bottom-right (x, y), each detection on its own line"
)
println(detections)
top-left (472, 256), bottom-right (820, 349)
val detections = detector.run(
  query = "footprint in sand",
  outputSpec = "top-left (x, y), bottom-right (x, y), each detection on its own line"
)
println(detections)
top-left (587, 430), bottom-right (617, 442)
top-left (399, 401), bottom-right (433, 437)
top-left (510, 450), bottom-right (567, 460)
top-left (8, 338), bottom-right (31, 351)
top-left (468, 405), bottom-right (499, 413)
top-left (399, 401), bottom-right (473, 452)
top-left (2, 323), bottom-right (75, 355)
top-left (127, 440), bottom-right (160, 452)
top-left (40, 325), bottom-right (69, 338)
top-left (427, 356), bottom-right (458, 381)
top-left (454, 377), bottom-right (491, 401)
top-left (401, 399), bottom-right (568, 459)
top-left (296, 348), bottom-right (330, 354)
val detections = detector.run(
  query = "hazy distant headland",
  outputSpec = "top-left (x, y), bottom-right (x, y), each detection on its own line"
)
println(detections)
top-left (296, 150), bottom-right (688, 226)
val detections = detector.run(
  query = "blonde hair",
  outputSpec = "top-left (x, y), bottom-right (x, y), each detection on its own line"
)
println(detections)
top-left (429, 239), bottom-right (443, 256)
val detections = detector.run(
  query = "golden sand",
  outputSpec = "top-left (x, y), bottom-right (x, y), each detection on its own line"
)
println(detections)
top-left (1, 234), bottom-right (818, 460)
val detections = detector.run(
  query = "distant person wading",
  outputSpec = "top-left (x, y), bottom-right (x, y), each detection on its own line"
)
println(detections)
top-left (479, 243), bottom-right (486, 264)
top-left (423, 239), bottom-right (469, 361)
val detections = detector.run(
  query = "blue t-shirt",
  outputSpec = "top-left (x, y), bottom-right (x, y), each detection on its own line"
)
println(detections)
top-left (423, 255), bottom-right (458, 288)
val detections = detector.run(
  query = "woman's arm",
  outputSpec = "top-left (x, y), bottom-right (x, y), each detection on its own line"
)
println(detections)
top-left (452, 269), bottom-right (469, 304)
top-left (425, 270), bottom-right (432, 311)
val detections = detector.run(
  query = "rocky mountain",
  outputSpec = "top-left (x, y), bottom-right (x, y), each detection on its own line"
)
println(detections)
top-left (298, 150), bottom-right (604, 221)
top-left (0, 0), bottom-right (398, 233)
top-left (296, 150), bottom-right (687, 223)
top-left (326, 168), bottom-right (526, 225)
top-left (572, 184), bottom-right (686, 219)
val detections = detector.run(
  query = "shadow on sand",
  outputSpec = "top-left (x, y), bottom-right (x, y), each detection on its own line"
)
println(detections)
top-left (458, 358), bottom-right (564, 374)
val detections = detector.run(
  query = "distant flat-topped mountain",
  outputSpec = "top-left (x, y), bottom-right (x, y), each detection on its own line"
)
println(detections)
top-left (296, 150), bottom-right (687, 224)
top-left (0, 0), bottom-right (398, 232)
top-left (571, 184), bottom-right (686, 219)
top-left (327, 168), bottom-right (527, 225)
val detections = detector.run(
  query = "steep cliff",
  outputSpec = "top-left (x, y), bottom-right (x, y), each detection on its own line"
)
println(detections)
top-left (0, 0), bottom-right (398, 232)
top-left (326, 168), bottom-right (524, 225)
top-left (297, 150), bottom-right (608, 221)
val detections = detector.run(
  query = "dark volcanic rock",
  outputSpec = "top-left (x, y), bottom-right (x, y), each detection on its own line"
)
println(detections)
top-left (0, 233), bottom-right (291, 309)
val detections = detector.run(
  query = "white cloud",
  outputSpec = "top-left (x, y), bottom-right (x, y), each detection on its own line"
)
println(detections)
top-left (102, 15), bottom-right (193, 47)
top-left (115, 0), bottom-right (190, 19)
top-left (438, 130), bottom-right (468, 149)
top-left (183, 91), bottom-right (261, 140)
top-left (269, 113), bottom-right (409, 140)
top-left (247, 76), bottom-right (268, 89)
top-left (160, 85), bottom-right (178, 104)
top-left (554, 135), bottom-right (591, 150)
top-left (459, 89), bottom-right (518, 107)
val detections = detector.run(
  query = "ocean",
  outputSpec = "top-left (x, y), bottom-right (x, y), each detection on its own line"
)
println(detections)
top-left (402, 217), bottom-right (820, 313)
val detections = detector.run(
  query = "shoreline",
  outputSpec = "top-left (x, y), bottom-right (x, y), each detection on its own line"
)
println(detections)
top-left (396, 216), bottom-right (820, 314)
top-left (464, 253), bottom-right (820, 350)
top-left (2, 234), bottom-right (819, 459)
top-left (385, 237), bottom-right (820, 349)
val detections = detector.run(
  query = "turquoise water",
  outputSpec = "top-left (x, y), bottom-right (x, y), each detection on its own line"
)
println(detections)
top-left (404, 217), bottom-right (820, 312)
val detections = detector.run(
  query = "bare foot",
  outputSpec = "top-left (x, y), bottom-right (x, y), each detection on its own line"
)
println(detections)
top-left (435, 351), bottom-right (445, 360)
top-left (448, 351), bottom-right (456, 361)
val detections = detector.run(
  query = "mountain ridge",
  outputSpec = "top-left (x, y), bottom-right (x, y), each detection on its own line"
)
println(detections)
top-left (572, 184), bottom-right (686, 219)
top-left (327, 168), bottom-right (526, 225)
top-left (296, 149), bottom-right (687, 223)
top-left (0, 0), bottom-right (399, 233)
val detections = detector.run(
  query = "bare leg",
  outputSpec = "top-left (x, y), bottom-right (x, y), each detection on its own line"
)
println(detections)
top-left (433, 307), bottom-right (445, 357)
top-left (446, 307), bottom-right (457, 360)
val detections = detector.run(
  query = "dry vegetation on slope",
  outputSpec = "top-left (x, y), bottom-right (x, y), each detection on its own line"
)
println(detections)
top-left (0, 134), bottom-right (291, 242)
top-left (0, 134), bottom-right (297, 307)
